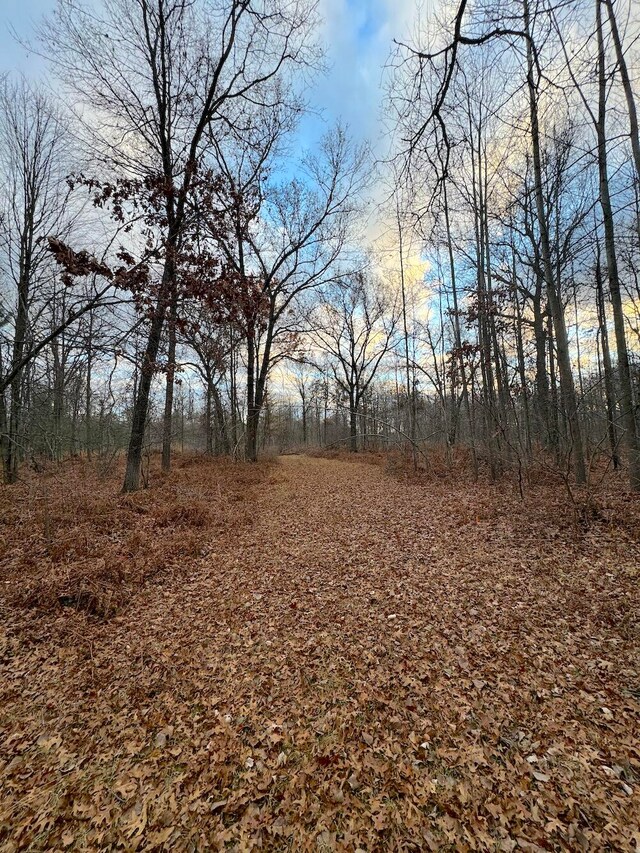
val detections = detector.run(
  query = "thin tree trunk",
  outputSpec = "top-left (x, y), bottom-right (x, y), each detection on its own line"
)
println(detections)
top-left (596, 0), bottom-right (640, 489)
top-left (444, 176), bottom-right (476, 475)
top-left (5, 240), bottom-right (31, 483)
top-left (205, 376), bottom-right (213, 455)
top-left (603, 0), bottom-right (640, 197)
top-left (85, 311), bottom-right (93, 459)
top-left (162, 286), bottom-right (178, 472)
top-left (229, 327), bottom-right (238, 453)
top-left (212, 384), bottom-right (228, 454)
top-left (573, 282), bottom-right (584, 399)
top-left (470, 107), bottom-right (498, 479)
top-left (548, 312), bottom-right (560, 455)
top-left (595, 245), bottom-right (619, 469)
top-left (524, 0), bottom-right (586, 483)
top-left (513, 264), bottom-right (532, 457)
top-left (123, 251), bottom-right (175, 492)
top-left (349, 391), bottom-right (358, 452)
top-left (51, 336), bottom-right (64, 462)
top-left (246, 325), bottom-right (257, 461)
top-left (301, 390), bottom-right (307, 444)
top-left (246, 312), bottom-right (276, 462)
top-left (396, 197), bottom-right (416, 468)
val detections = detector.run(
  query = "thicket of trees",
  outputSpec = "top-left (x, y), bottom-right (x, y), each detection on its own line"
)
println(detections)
top-left (386, 0), bottom-right (640, 490)
top-left (1, 0), bottom-right (639, 491)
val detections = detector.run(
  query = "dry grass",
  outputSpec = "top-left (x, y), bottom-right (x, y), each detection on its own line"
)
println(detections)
top-left (0, 452), bottom-right (269, 620)
top-left (306, 446), bottom-right (640, 538)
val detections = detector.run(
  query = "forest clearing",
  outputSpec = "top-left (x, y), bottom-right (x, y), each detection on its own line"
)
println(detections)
top-left (1, 453), bottom-right (639, 850)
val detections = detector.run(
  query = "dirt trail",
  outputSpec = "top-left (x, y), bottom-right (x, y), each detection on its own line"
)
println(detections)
top-left (1, 455), bottom-right (639, 850)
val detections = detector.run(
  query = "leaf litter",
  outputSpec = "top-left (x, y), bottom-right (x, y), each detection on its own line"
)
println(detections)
top-left (1, 453), bottom-right (639, 851)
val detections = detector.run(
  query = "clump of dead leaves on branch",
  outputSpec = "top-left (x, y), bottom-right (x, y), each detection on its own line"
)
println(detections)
top-left (1, 453), bottom-right (639, 851)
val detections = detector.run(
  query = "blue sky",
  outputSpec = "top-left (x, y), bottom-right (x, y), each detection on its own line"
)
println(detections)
top-left (1, 0), bottom-right (52, 73)
top-left (1, 0), bottom-right (418, 152)
top-left (304, 0), bottom-right (419, 149)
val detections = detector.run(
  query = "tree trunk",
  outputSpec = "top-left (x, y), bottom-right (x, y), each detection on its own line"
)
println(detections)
top-left (596, 0), bottom-right (640, 489)
top-left (301, 391), bottom-right (307, 444)
top-left (162, 287), bottom-right (178, 472)
top-left (396, 196), bottom-right (417, 468)
top-left (229, 328), bottom-right (238, 453)
top-left (85, 312), bottom-right (93, 459)
top-left (246, 325), bottom-right (257, 461)
top-left (595, 246), bottom-right (619, 469)
top-left (349, 397), bottom-right (358, 452)
top-left (205, 377), bottom-right (213, 455)
top-left (123, 251), bottom-right (174, 492)
top-left (470, 108), bottom-right (498, 479)
top-left (603, 0), bottom-right (640, 200)
top-left (212, 384), bottom-right (228, 454)
top-left (261, 391), bottom-right (270, 452)
top-left (533, 303), bottom-right (549, 445)
top-left (444, 175), bottom-right (476, 475)
top-left (6, 369), bottom-right (23, 483)
top-left (513, 266), bottom-right (532, 457)
top-left (524, 0), bottom-right (586, 483)
top-left (246, 305), bottom-right (277, 462)
top-left (51, 338), bottom-right (64, 462)
top-left (0, 351), bottom-right (6, 479)
top-left (5, 254), bottom-right (30, 484)
top-left (547, 312), bottom-right (560, 455)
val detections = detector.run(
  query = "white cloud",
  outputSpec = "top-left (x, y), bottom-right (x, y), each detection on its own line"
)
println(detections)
top-left (298, 0), bottom-right (433, 150)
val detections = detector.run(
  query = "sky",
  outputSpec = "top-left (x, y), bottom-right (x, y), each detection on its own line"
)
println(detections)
top-left (0, 0), bottom-right (420, 148)
top-left (1, 0), bottom-right (432, 317)
top-left (299, 0), bottom-right (416, 149)
top-left (1, 0), bottom-right (52, 73)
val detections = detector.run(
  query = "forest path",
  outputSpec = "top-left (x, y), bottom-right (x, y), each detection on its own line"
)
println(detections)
top-left (1, 454), bottom-right (639, 850)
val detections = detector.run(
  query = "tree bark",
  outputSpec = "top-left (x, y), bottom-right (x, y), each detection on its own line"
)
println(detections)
top-left (5, 221), bottom-right (33, 483)
top-left (396, 196), bottom-right (417, 468)
top-left (246, 319), bottom-right (274, 462)
top-left (246, 324), bottom-right (257, 461)
top-left (123, 251), bottom-right (174, 492)
top-left (596, 0), bottom-right (640, 489)
top-left (595, 245), bottom-right (619, 469)
top-left (524, 0), bottom-right (586, 483)
top-left (349, 392), bottom-right (358, 452)
top-left (212, 384), bottom-right (228, 454)
top-left (85, 311), bottom-right (93, 459)
top-left (547, 312), bottom-right (560, 454)
top-left (161, 286), bottom-right (178, 472)
top-left (443, 175), bottom-right (476, 475)
top-left (603, 0), bottom-right (640, 200)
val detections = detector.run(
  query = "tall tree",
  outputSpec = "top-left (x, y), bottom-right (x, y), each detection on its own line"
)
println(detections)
top-left (594, 0), bottom-right (640, 488)
top-left (0, 79), bottom-right (71, 482)
top-left (311, 273), bottom-right (399, 452)
top-left (44, 0), bottom-right (318, 490)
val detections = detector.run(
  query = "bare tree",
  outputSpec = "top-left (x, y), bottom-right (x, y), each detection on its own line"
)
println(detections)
top-left (0, 78), bottom-right (74, 481)
top-left (388, 0), bottom-right (591, 483)
top-left (311, 272), bottom-right (399, 452)
top-left (593, 0), bottom-right (640, 488)
top-left (43, 0), bottom-right (319, 490)
top-left (207, 125), bottom-right (369, 460)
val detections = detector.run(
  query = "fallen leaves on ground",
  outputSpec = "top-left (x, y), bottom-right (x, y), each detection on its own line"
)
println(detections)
top-left (1, 453), bottom-right (639, 851)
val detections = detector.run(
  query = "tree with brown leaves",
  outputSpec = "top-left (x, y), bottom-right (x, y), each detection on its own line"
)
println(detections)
top-left (42, 0), bottom-right (320, 490)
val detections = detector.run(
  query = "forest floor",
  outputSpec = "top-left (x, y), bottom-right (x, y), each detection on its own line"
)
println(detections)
top-left (1, 453), bottom-right (639, 851)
